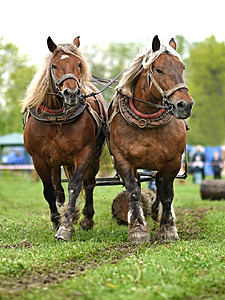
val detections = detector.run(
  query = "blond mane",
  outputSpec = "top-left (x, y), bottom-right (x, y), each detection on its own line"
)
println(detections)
top-left (116, 52), bottom-right (146, 98)
top-left (21, 43), bottom-right (90, 112)
top-left (114, 44), bottom-right (181, 106)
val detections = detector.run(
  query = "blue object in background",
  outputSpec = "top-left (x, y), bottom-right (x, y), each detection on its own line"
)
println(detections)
top-left (1, 146), bottom-right (31, 164)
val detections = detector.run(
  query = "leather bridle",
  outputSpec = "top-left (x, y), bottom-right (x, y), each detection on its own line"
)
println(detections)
top-left (147, 65), bottom-right (188, 107)
top-left (50, 64), bottom-right (83, 100)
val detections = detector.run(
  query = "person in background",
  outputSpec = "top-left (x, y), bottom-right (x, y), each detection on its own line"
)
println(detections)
top-left (192, 155), bottom-right (204, 184)
top-left (211, 151), bottom-right (224, 179)
top-left (144, 170), bottom-right (157, 192)
top-left (192, 145), bottom-right (206, 180)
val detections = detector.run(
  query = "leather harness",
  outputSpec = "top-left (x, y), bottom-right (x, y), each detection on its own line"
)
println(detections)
top-left (23, 61), bottom-right (105, 136)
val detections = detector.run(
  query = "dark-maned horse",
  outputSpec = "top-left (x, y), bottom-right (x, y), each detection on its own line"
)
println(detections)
top-left (22, 37), bottom-right (106, 241)
top-left (108, 35), bottom-right (194, 243)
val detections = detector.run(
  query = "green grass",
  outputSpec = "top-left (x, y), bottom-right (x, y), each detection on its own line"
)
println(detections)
top-left (1, 172), bottom-right (225, 299)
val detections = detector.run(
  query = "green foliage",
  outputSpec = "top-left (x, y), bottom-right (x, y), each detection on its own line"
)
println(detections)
top-left (186, 36), bottom-right (225, 145)
top-left (0, 37), bottom-right (37, 134)
top-left (175, 35), bottom-right (190, 61)
top-left (84, 42), bottom-right (145, 104)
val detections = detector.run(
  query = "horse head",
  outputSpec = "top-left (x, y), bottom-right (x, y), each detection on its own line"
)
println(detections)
top-left (47, 36), bottom-right (84, 107)
top-left (145, 35), bottom-right (194, 119)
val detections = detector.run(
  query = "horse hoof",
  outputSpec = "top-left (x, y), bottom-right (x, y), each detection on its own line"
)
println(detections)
top-left (158, 225), bottom-right (179, 242)
top-left (55, 226), bottom-right (74, 241)
top-left (128, 226), bottom-right (150, 243)
top-left (79, 219), bottom-right (94, 231)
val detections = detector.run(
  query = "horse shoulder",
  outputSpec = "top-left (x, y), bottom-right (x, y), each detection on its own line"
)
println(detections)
top-left (84, 81), bottom-right (107, 116)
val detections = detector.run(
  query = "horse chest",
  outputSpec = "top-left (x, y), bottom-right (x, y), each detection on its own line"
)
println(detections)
top-left (111, 116), bottom-right (185, 170)
top-left (26, 119), bottom-right (94, 166)
top-left (44, 134), bottom-right (89, 165)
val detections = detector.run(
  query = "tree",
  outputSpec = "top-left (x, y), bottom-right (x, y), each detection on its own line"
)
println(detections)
top-left (0, 38), bottom-right (37, 134)
top-left (186, 36), bottom-right (225, 146)
top-left (175, 35), bottom-right (190, 60)
top-left (84, 41), bottom-right (145, 104)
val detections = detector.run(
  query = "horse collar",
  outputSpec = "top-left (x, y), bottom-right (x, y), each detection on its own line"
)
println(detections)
top-left (26, 99), bottom-right (87, 125)
top-left (119, 97), bottom-right (173, 129)
top-left (129, 98), bottom-right (166, 119)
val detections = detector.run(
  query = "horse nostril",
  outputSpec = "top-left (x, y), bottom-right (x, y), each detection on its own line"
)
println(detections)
top-left (75, 88), bottom-right (81, 96)
top-left (177, 100), bottom-right (186, 110)
top-left (63, 89), bottom-right (70, 97)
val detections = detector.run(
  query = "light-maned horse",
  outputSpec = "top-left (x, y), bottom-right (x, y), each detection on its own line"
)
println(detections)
top-left (22, 37), bottom-right (106, 241)
top-left (108, 35), bottom-right (194, 243)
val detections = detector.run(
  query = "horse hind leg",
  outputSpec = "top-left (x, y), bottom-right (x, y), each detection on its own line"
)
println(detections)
top-left (80, 133), bottom-right (105, 231)
top-left (52, 167), bottom-right (65, 208)
top-left (151, 196), bottom-right (160, 221)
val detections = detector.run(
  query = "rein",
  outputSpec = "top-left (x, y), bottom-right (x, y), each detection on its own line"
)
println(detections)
top-left (83, 68), bottom-right (128, 99)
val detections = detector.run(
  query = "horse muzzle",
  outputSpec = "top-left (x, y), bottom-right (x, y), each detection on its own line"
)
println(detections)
top-left (172, 98), bottom-right (194, 119)
top-left (62, 88), bottom-right (82, 106)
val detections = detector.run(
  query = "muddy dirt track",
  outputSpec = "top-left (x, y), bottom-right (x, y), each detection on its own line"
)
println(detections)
top-left (0, 207), bottom-right (213, 296)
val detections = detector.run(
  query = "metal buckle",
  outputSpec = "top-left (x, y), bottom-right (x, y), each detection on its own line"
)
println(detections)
top-left (138, 119), bottom-right (147, 128)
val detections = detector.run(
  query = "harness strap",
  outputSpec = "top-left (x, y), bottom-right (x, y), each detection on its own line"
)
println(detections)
top-left (51, 66), bottom-right (82, 89)
top-left (164, 83), bottom-right (188, 98)
top-left (87, 103), bottom-right (102, 128)
top-left (83, 68), bottom-right (128, 99)
top-left (86, 96), bottom-right (105, 138)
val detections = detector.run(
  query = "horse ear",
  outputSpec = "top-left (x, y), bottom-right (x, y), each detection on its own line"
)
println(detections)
top-left (152, 35), bottom-right (160, 52)
top-left (169, 38), bottom-right (177, 50)
top-left (73, 36), bottom-right (80, 48)
top-left (47, 36), bottom-right (57, 53)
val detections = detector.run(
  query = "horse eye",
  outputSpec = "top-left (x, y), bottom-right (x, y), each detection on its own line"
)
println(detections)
top-left (156, 68), bottom-right (163, 74)
top-left (78, 62), bottom-right (82, 68)
top-left (52, 64), bottom-right (57, 70)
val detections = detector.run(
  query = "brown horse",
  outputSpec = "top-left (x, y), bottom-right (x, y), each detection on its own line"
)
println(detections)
top-left (22, 36), bottom-right (106, 241)
top-left (108, 35), bottom-right (194, 243)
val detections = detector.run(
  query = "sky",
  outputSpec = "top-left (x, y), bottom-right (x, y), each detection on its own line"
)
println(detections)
top-left (1, 0), bottom-right (225, 66)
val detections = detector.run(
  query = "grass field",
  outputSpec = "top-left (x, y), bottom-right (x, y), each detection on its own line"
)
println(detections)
top-left (0, 172), bottom-right (225, 299)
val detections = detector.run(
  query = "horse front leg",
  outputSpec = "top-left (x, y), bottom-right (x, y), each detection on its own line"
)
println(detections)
top-left (55, 164), bottom-right (86, 241)
top-left (156, 173), bottom-right (178, 241)
top-left (80, 132), bottom-right (105, 231)
top-left (115, 160), bottom-right (150, 242)
top-left (127, 179), bottom-right (150, 242)
top-left (33, 157), bottom-right (61, 232)
top-left (79, 185), bottom-right (95, 231)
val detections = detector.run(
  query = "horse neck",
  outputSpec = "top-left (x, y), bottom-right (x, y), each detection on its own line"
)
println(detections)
top-left (133, 69), bottom-right (162, 114)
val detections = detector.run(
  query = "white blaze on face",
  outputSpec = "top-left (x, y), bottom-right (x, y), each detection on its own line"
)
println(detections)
top-left (61, 54), bottom-right (69, 60)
